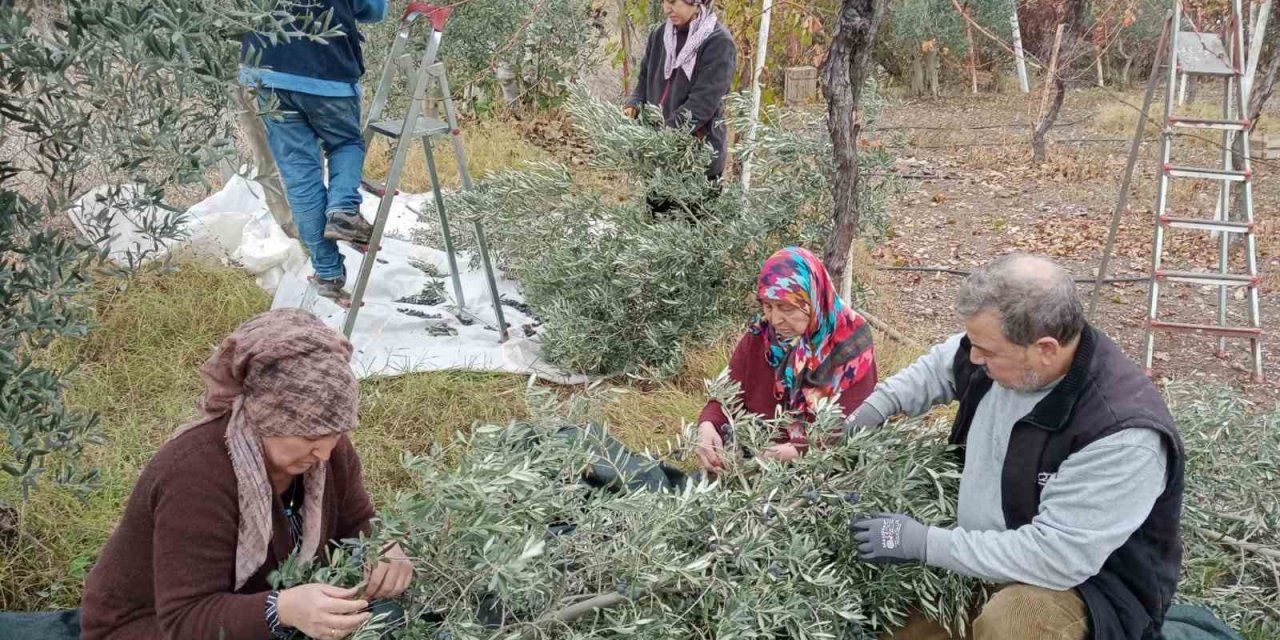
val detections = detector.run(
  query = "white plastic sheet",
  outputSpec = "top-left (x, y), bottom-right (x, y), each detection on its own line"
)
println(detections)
top-left (76, 176), bottom-right (586, 383)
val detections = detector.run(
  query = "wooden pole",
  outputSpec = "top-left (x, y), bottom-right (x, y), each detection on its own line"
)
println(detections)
top-left (1011, 0), bottom-right (1030, 92)
top-left (740, 0), bottom-right (775, 193)
top-left (1036, 24), bottom-right (1066, 125)
top-left (1095, 43), bottom-right (1105, 86)
top-left (1088, 13), bottom-right (1171, 320)
top-left (1243, 0), bottom-right (1272, 102)
top-left (620, 2), bottom-right (630, 96)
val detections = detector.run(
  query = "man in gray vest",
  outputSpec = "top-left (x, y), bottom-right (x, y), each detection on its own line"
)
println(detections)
top-left (845, 253), bottom-right (1184, 640)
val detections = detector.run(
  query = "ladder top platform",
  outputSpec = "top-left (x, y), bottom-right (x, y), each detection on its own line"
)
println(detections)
top-left (1174, 32), bottom-right (1236, 76)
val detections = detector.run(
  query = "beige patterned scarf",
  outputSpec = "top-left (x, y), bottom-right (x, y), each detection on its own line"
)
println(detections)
top-left (663, 2), bottom-right (717, 81)
top-left (171, 308), bottom-right (359, 590)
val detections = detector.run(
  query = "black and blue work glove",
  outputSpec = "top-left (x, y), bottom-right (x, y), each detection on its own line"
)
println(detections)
top-left (849, 512), bottom-right (929, 565)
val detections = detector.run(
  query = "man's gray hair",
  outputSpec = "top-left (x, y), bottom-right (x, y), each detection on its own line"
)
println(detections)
top-left (954, 253), bottom-right (1085, 346)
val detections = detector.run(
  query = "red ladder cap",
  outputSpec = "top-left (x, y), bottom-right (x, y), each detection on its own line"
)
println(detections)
top-left (403, 3), bottom-right (452, 30)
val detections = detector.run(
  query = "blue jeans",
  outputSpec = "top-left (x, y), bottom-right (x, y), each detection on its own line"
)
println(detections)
top-left (259, 88), bottom-right (366, 281)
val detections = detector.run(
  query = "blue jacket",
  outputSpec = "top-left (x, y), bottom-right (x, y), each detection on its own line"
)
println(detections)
top-left (240, 0), bottom-right (388, 97)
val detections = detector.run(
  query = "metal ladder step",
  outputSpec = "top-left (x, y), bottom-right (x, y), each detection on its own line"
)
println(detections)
top-left (1147, 320), bottom-right (1263, 338)
top-left (1159, 214), bottom-right (1255, 234)
top-left (341, 4), bottom-right (508, 342)
top-left (360, 178), bottom-right (399, 198)
top-left (1142, 3), bottom-right (1265, 384)
top-left (1164, 164), bottom-right (1251, 181)
top-left (370, 116), bottom-right (451, 139)
top-left (1154, 270), bottom-right (1260, 287)
top-left (1166, 115), bottom-right (1250, 131)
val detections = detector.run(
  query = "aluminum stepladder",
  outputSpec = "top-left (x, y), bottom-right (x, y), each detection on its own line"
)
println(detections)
top-left (341, 2), bottom-right (508, 341)
top-left (1144, 0), bottom-right (1265, 382)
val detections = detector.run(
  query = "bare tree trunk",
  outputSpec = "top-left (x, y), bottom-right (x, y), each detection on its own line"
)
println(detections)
top-left (1118, 38), bottom-right (1133, 85)
top-left (1032, 25), bottom-right (1066, 164)
top-left (1247, 30), bottom-right (1280, 124)
top-left (925, 45), bottom-right (941, 97)
top-left (910, 47), bottom-right (925, 96)
top-left (1032, 80), bottom-right (1068, 163)
top-left (967, 19), bottom-right (979, 94)
top-left (1031, 0), bottom-right (1088, 165)
top-left (1228, 9), bottom-right (1280, 224)
top-left (821, 0), bottom-right (888, 286)
top-left (232, 87), bottom-right (297, 239)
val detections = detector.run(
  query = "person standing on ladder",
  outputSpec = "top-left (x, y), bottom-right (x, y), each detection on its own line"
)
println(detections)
top-left (625, 0), bottom-right (736, 216)
top-left (240, 0), bottom-right (388, 306)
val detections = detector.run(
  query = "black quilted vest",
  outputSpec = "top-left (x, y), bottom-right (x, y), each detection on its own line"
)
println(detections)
top-left (949, 326), bottom-right (1185, 640)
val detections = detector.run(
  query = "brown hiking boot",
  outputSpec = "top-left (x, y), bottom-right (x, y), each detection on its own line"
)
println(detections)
top-left (323, 210), bottom-right (374, 245)
top-left (310, 274), bottom-right (351, 308)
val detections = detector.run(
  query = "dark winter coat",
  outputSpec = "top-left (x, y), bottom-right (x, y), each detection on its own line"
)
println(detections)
top-left (628, 22), bottom-right (737, 179)
top-left (950, 325), bottom-right (1185, 640)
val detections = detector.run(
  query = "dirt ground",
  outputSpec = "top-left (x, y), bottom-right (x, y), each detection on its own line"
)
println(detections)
top-left (512, 83), bottom-right (1276, 403)
top-left (867, 88), bottom-right (1278, 404)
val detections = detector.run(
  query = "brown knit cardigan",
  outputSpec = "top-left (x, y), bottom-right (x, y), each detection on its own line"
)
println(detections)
top-left (80, 416), bottom-right (374, 640)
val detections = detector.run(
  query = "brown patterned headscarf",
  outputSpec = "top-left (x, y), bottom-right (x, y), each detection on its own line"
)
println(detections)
top-left (171, 308), bottom-right (359, 590)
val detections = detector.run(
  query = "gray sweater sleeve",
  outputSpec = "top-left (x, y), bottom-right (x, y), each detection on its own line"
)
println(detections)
top-left (925, 428), bottom-right (1169, 589)
top-left (858, 333), bottom-right (964, 422)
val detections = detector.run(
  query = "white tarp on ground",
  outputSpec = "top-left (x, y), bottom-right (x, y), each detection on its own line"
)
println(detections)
top-left (71, 176), bottom-right (587, 384)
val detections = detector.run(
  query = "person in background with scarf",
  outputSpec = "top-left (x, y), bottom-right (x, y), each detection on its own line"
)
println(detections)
top-left (626, 0), bottom-right (736, 192)
top-left (694, 247), bottom-right (879, 470)
top-left (81, 309), bottom-right (412, 640)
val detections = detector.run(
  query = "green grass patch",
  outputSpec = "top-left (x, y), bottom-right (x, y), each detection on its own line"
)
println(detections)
top-left (0, 257), bottom-right (723, 609)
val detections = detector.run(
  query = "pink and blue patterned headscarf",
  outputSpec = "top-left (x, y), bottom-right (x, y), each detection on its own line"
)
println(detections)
top-left (753, 247), bottom-right (877, 417)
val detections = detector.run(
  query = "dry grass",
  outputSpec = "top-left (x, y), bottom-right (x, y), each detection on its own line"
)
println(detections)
top-left (362, 118), bottom-right (547, 192)
top-left (0, 259), bottom-right (727, 609)
top-left (1035, 147), bottom-right (1114, 182)
top-left (0, 227), bottom-right (924, 611)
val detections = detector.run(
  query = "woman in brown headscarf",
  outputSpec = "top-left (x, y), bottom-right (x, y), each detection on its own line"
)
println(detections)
top-left (81, 308), bottom-right (411, 640)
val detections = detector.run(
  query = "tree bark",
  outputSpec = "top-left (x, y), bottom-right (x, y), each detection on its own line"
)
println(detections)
top-left (910, 47), bottom-right (925, 96)
top-left (926, 45), bottom-right (941, 97)
top-left (1032, 77), bottom-right (1067, 163)
top-left (821, 0), bottom-right (888, 286)
top-left (1228, 10), bottom-right (1280, 224)
top-left (1118, 39), bottom-right (1133, 86)
top-left (1247, 27), bottom-right (1280, 125)
top-left (966, 5), bottom-right (979, 94)
top-left (232, 87), bottom-right (297, 239)
top-left (1030, 0), bottom-right (1088, 165)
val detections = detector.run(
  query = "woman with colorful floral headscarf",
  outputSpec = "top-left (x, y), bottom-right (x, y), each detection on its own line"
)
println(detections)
top-left (694, 247), bottom-right (878, 469)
